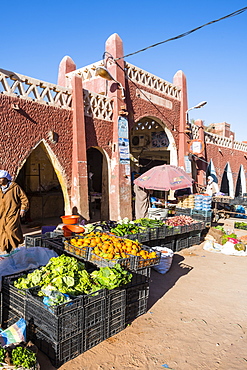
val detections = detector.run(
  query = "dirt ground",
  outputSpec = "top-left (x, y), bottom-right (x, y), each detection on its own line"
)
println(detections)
top-left (32, 218), bottom-right (247, 370)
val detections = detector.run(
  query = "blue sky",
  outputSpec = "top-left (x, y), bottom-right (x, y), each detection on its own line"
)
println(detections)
top-left (1, 0), bottom-right (247, 141)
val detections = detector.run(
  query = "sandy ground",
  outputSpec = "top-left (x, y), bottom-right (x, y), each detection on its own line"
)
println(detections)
top-left (29, 218), bottom-right (247, 370)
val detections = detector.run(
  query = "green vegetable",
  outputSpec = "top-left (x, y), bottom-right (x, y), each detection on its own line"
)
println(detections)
top-left (11, 346), bottom-right (36, 369)
top-left (213, 225), bottom-right (225, 232)
top-left (0, 346), bottom-right (6, 362)
top-left (91, 263), bottom-right (132, 290)
top-left (221, 233), bottom-right (237, 245)
top-left (14, 256), bottom-right (132, 304)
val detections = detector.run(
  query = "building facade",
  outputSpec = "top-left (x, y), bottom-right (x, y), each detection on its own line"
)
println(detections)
top-left (1, 33), bottom-right (247, 222)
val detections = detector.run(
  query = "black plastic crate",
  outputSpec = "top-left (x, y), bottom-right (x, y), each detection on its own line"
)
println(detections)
top-left (149, 227), bottom-right (158, 241)
top-left (175, 233), bottom-right (190, 252)
top-left (105, 288), bottom-right (126, 338)
top-left (145, 236), bottom-right (175, 252)
top-left (131, 245), bottom-right (161, 270)
top-left (1, 305), bottom-right (24, 329)
top-left (189, 231), bottom-right (201, 247)
top-left (29, 326), bottom-right (84, 368)
top-left (126, 283), bottom-right (149, 304)
top-left (26, 290), bottom-right (86, 342)
top-left (25, 234), bottom-right (43, 248)
top-left (83, 320), bottom-right (105, 353)
top-left (1, 271), bottom-right (33, 316)
top-left (175, 207), bottom-right (192, 216)
top-left (89, 250), bottom-right (132, 270)
top-left (125, 297), bottom-right (148, 324)
top-left (83, 290), bottom-right (106, 330)
top-left (157, 225), bottom-right (167, 239)
top-left (126, 267), bottom-right (151, 287)
top-left (193, 221), bottom-right (205, 231)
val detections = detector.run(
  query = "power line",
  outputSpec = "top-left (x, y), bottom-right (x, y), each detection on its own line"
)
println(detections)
top-left (115, 7), bottom-right (247, 61)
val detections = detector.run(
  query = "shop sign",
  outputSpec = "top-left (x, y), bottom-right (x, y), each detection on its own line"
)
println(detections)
top-left (188, 139), bottom-right (204, 155)
top-left (118, 116), bottom-right (130, 164)
top-left (184, 155), bottom-right (192, 173)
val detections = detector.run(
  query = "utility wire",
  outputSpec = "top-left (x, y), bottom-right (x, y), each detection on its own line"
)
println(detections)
top-left (115, 7), bottom-right (247, 61)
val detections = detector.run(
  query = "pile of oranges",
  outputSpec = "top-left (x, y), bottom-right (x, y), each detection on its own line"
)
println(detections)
top-left (65, 232), bottom-right (157, 261)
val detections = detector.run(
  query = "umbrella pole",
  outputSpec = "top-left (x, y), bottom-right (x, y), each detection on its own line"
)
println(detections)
top-left (165, 191), bottom-right (168, 208)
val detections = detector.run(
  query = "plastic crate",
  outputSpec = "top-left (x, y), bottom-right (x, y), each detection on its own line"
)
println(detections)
top-left (126, 267), bottom-right (151, 287)
top-left (175, 207), bottom-right (192, 216)
top-left (63, 240), bottom-right (89, 259)
top-left (25, 234), bottom-right (43, 248)
top-left (189, 231), bottom-right (201, 247)
top-left (1, 271), bottom-right (33, 316)
top-left (105, 288), bottom-right (126, 339)
top-left (29, 326), bottom-right (84, 368)
top-left (191, 209), bottom-right (212, 220)
top-left (89, 250), bottom-right (132, 270)
top-left (175, 233), bottom-right (190, 252)
top-left (157, 225), bottom-right (167, 239)
top-left (83, 321), bottom-right (105, 353)
top-left (125, 283), bottom-right (149, 324)
top-left (149, 227), bottom-right (158, 240)
top-left (131, 245), bottom-right (161, 270)
top-left (163, 225), bottom-right (174, 236)
top-left (83, 290), bottom-right (106, 330)
top-left (126, 283), bottom-right (149, 304)
top-left (193, 221), bottom-right (205, 231)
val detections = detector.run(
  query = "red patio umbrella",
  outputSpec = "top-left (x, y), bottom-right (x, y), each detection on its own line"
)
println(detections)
top-left (134, 164), bottom-right (193, 191)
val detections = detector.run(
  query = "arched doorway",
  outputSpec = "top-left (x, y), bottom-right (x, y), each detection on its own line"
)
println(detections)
top-left (235, 165), bottom-right (246, 197)
top-left (130, 117), bottom-right (177, 206)
top-left (220, 162), bottom-right (234, 197)
top-left (87, 147), bottom-right (109, 221)
top-left (206, 159), bottom-right (218, 183)
top-left (16, 142), bottom-right (65, 224)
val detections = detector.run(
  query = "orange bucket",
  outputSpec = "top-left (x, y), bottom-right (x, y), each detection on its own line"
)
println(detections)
top-left (62, 224), bottom-right (85, 237)
top-left (61, 215), bottom-right (80, 225)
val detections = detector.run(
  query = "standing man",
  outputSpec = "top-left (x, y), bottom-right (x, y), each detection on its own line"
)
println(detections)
top-left (0, 170), bottom-right (29, 253)
top-left (134, 183), bottom-right (150, 219)
top-left (206, 175), bottom-right (219, 196)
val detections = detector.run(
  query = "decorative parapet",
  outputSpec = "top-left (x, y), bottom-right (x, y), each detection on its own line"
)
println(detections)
top-left (68, 61), bottom-right (104, 81)
top-left (205, 131), bottom-right (247, 152)
top-left (83, 89), bottom-right (114, 121)
top-left (233, 141), bottom-right (247, 152)
top-left (0, 68), bottom-right (72, 109)
top-left (191, 123), bottom-right (200, 139)
top-left (125, 62), bottom-right (181, 100)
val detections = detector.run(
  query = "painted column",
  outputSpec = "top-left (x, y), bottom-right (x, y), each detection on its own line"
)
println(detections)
top-left (173, 71), bottom-right (188, 168)
top-left (195, 119), bottom-right (207, 187)
top-left (57, 56), bottom-right (76, 87)
top-left (70, 74), bottom-right (89, 219)
top-left (105, 33), bottom-right (132, 220)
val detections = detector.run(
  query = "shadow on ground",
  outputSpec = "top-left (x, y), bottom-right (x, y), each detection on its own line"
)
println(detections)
top-left (148, 253), bottom-right (193, 310)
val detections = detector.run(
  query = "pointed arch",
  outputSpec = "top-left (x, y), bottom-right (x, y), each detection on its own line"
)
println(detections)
top-left (235, 164), bottom-right (247, 197)
top-left (16, 139), bottom-right (70, 215)
top-left (206, 159), bottom-right (218, 183)
top-left (220, 162), bottom-right (234, 197)
top-left (87, 146), bottom-right (110, 221)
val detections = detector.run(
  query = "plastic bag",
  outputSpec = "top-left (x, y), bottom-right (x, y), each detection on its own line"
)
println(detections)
top-left (0, 318), bottom-right (26, 346)
top-left (151, 247), bottom-right (173, 274)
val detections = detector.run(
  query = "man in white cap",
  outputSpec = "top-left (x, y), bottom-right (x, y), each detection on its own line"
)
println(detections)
top-left (206, 175), bottom-right (219, 196)
top-left (0, 170), bottom-right (29, 253)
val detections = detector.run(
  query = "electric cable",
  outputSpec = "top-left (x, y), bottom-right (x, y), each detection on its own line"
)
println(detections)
top-left (115, 7), bottom-right (247, 61)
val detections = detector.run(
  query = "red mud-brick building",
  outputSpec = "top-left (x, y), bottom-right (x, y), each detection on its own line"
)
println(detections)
top-left (0, 33), bottom-right (247, 222)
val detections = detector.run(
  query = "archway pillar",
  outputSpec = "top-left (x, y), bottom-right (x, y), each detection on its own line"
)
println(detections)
top-left (173, 71), bottom-right (188, 169)
top-left (71, 74), bottom-right (89, 219)
top-left (105, 34), bottom-right (132, 220)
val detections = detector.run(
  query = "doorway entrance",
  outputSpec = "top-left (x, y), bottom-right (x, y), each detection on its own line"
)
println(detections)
top-left (16, 142), bottom-right (64, 224)
top-left (87, 147), bottom-right (109, 221)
